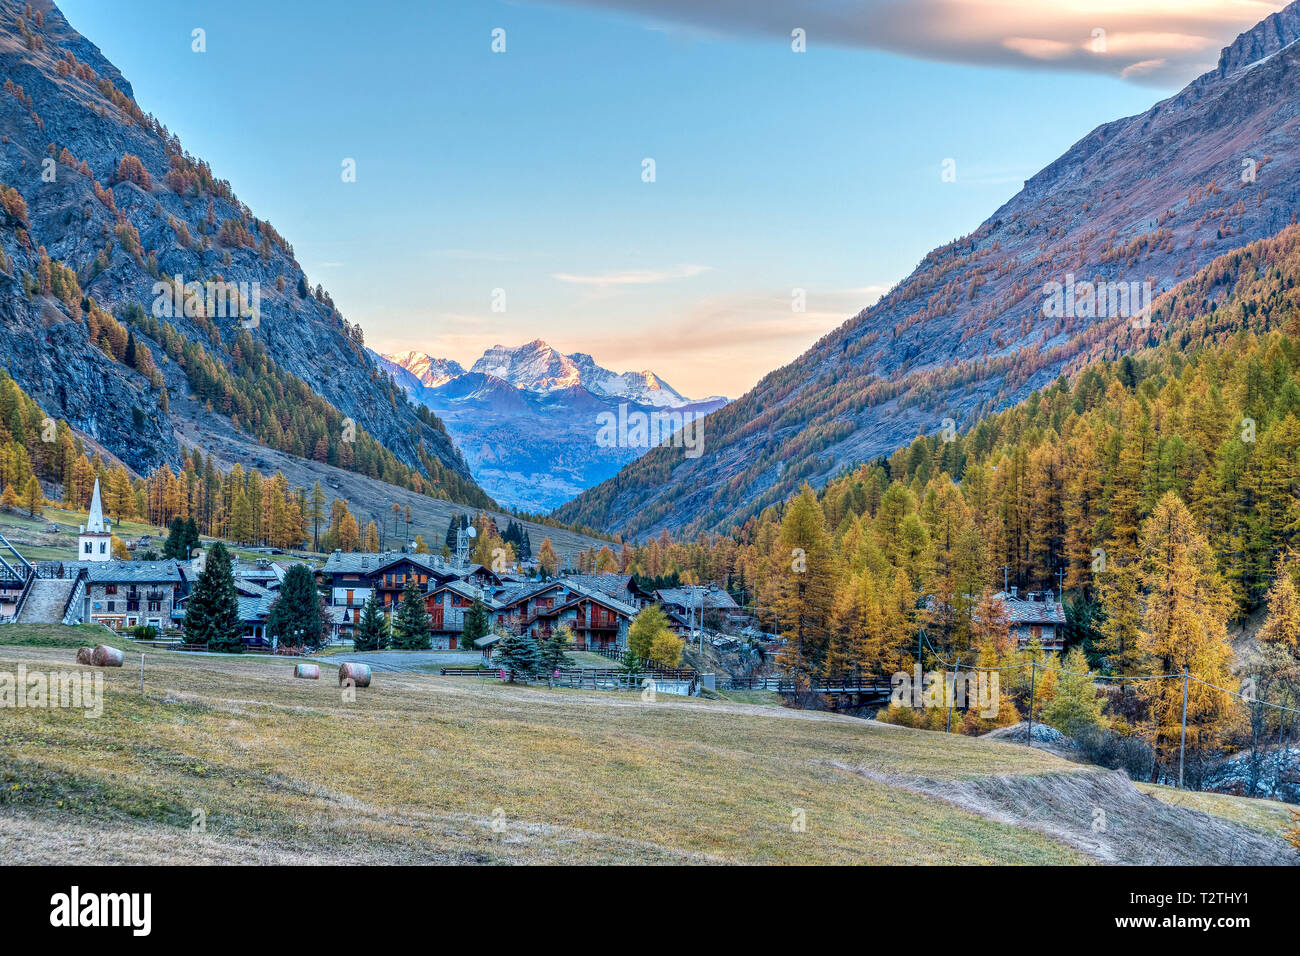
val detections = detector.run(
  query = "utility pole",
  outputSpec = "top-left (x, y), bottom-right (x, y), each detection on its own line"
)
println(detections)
top-left (1027, 660), bottom-right (1036, 748)
top-left (697, 585), bottom-right (705, 652)
top-left (1179, 667), bottom-right (1189, 789)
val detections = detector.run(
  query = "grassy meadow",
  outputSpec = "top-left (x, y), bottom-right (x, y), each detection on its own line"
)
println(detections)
top-left (0, 626), bottom-right (1294, 865)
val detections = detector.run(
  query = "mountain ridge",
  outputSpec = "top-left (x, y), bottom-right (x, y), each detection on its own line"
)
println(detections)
top-left (0, 0), bottom-right (490, 508)
top-left (554, 0), bottom-right (1300, 540)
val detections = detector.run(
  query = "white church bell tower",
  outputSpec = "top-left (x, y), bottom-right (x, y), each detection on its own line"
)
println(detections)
top-left (78, 478), bottom-right (113, 562)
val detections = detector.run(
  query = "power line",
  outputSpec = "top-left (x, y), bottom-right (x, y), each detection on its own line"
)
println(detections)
top-left (918, 630), bottom-right (1300, 715)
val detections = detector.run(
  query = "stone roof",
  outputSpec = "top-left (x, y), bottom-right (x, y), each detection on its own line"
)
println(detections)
top-left (430, 578), bottom-right (502, 608)
top-left (991, 591), bottom-right (1067, 625)
top-left (556, 580), bottom-right (638, 617)
top-left (561, 573), bottom-right (633, 599)
top-left (492, 579), bottom-right (637, 618)
top-left (655, 587), bottom-right (739, 611)
top-left (320, 550), bottom-right (451, 576)
top-left (236, 594), bottom-right (274, 622)
top-left (79, 559), bottom-right (186, 584)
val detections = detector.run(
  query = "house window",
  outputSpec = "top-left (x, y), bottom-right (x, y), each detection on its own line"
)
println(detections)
top-left (148, 602), bottom-right (161, 613)
top-left (105, 585), bottom-right (117, 595)
top-left (84, 542), bottom-right (92, 554)
top-left (99, 542), bottom-right (107, 554)
top-left (106, 601), bottom-right (115, 612)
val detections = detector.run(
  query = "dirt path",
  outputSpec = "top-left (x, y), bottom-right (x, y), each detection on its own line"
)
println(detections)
top-left (834, 763), bottom-right (1297, 865)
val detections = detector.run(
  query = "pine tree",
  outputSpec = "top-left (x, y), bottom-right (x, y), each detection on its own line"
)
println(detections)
top-left (462, 597), bottom-right (490, 650)
top-left (308, 481), bottom-right (326, 552)
top-left (353, 594), bottom-right (388, 651)
top-left (772, 484), bottom-right (840, 685)
top-left (391, 578), bottom-right (431, 649)
top-left (495, 627), bottom-right (541, 682)
top-left (538, 622), bottom-right (575, 675)
top-left (267, 563), bottom-right (326, 650)
top-left (537, 537), bottom-right (558, 578)
top-left (1259, 568), bottom-right (1300, 653)
top-left (618, 646), bottom-right (643, 678)
top-left (22, 474), bottom-right (41, 516)
top-left (183, 542), bottom-right (241, 652)
top-left (1135, 492), bottom-right (1237, 777)
top-left (162, 515), bottom-right (186, 558)
top-left (1098, 561), bottom-right (1143, 674)
top-left (1042, 647), bottom-right (1105, 737)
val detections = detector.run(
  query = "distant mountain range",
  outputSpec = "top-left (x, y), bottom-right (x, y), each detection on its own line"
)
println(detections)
top-left (555, 0), bottom-right (1300, 539)
top-left (376, 341), bottom-right (726, 511)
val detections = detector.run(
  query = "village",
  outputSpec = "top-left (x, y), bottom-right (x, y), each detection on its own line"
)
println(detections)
top-left (0, 478), bottom-right (1071, 698)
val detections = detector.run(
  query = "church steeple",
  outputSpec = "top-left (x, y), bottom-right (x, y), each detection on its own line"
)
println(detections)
top-left (85, 478), bottom-right (108, 534)
top-left (78, 478), bottom-right (112, 561)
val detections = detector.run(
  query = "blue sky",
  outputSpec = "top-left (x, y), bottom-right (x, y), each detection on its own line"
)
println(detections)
top-left (56, 0), bottom-right (1252, 397)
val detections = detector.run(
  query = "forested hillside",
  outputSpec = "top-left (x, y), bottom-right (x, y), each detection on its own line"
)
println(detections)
top-left (602, 226), bottom-right (1300, 781)
top-left (0, 0), bottom-right (491, 509)
top-left (556, 4), bottom-right (1300, 539)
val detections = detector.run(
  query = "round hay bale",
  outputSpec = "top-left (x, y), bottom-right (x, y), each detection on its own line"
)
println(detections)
top-left (338, 662), bottom-right (371, 688)
top-left (294, 662), bottom-right (320, 680)
top-left (75, 646), bottom-right (94, 665)
top-left (91, 644), bottom-right (124, 667)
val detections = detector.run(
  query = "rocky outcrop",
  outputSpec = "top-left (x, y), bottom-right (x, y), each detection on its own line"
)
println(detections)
top-left (1217, 2), bottom-right (1300, 77)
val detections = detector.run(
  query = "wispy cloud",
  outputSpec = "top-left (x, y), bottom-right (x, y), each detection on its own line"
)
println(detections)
top-left (551, 264), bottom-right (712, 286)
top-left (543, 0), bottom-right (1289, 86)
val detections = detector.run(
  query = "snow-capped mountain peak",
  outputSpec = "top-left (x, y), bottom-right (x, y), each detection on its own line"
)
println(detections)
top-left (470, 340), bottom-right (583, 391)
top-left (378, 341), bottom-right (728, 510)
top-left (383, 351), bottom-right (464, 387)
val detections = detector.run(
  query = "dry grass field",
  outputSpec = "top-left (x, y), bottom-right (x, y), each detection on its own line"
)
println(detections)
top-left (0, 627), bottom-right (1295, 865)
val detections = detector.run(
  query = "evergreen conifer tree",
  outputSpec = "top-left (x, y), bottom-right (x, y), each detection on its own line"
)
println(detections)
top-left (183, 542), bottom-right (241, 652)
top-left (495, 627), bottom-right (540, 682)
top-left (267, 563), bottom-right (326, 650)
top-left (538, 622), bottom-right (575, 674)
top-left (391, 578), bottom-right (431, 649)
top-left (354, 593), bottom-right (388, 651)
top-left (462, 597), bottom-right (490, 651)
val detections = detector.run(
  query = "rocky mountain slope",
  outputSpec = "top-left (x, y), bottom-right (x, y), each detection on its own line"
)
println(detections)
top-left (378, 342), bottom-right (726, 511)
top-left (555, 0), bottom-right (1300, 539)
top-left (0, 0), bottom-right (488, 507)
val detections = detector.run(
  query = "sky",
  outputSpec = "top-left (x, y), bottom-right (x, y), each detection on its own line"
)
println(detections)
top-left (56, 0), bottom-right (1288, 399)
